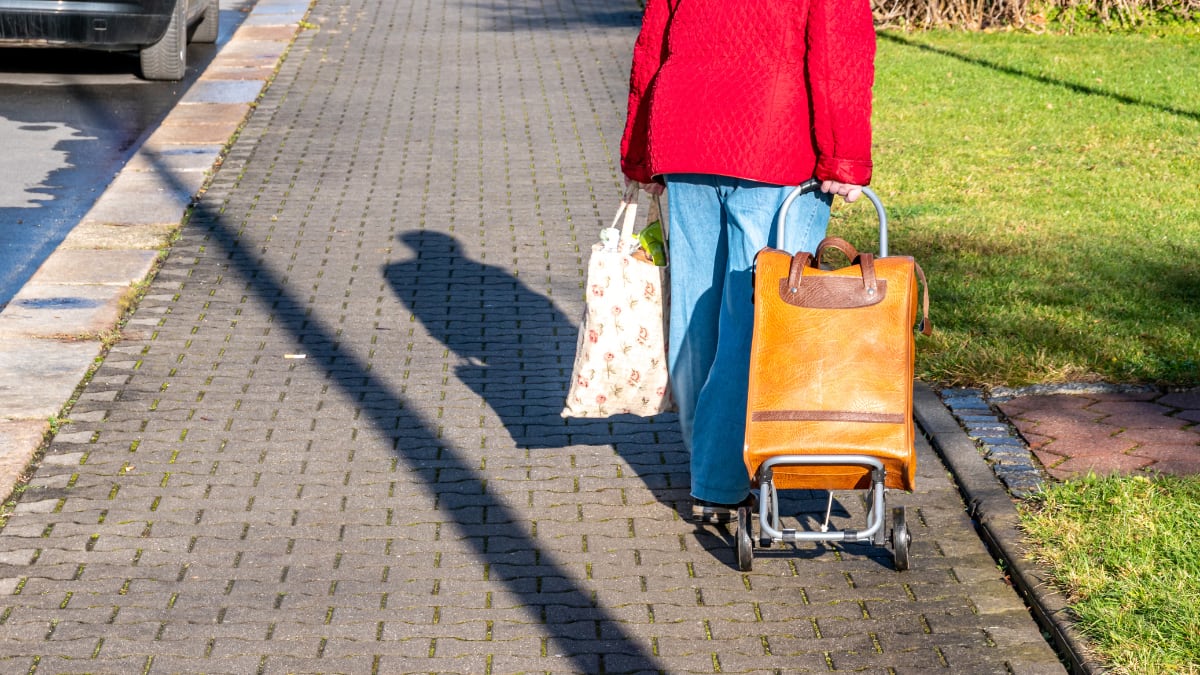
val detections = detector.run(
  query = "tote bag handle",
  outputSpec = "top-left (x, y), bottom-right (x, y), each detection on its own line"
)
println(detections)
top-left (611, 182), bottom-right (641, 242)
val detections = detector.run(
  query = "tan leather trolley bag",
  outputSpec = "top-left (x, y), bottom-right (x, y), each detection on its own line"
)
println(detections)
top-left (734, 180), bottom-right (930, 571)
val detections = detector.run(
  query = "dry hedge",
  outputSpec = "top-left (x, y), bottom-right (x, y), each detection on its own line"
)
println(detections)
top-left (872, 0), bottom-right (1200, 28)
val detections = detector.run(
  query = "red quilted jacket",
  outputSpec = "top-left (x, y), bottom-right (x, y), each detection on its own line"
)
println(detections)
top-left (621, 0), bottom-right (876, 187)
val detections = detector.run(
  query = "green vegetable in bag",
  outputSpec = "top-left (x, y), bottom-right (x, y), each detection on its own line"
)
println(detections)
top-left (638, 220), bottom-right (666, 266)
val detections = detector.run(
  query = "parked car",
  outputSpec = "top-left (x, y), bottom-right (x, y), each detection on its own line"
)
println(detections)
top-left (0, 0), bottom-right (218, 80)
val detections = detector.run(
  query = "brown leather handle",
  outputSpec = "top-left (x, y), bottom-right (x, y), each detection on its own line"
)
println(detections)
top-left (786, 246), bottom-right (879, 297)
top-left (858, 253), bottom-right (878, 295)
top-left (786, 253), bottom-right (814, 291)
top-left (815, 237), bottom-right (860, 267)
top-left (815, 236), bottom-right (877, 293)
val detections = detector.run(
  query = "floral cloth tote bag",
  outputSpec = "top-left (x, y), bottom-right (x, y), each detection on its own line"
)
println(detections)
top-left (562, 185), bottom-right (674, 417)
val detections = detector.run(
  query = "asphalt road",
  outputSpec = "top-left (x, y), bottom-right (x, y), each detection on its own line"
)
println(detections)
top-left (0, 0), bottom-right (250, 309)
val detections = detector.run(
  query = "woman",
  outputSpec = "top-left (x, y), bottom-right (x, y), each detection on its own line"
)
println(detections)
top-left (620, 0), bottom-right (877, 522)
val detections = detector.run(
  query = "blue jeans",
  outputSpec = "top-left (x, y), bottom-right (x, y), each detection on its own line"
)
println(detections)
top-left (664, 174), bottom-right (832, 505)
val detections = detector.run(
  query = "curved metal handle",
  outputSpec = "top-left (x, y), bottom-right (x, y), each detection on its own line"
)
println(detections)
top-left (776, 179), bottom-right (888, 257)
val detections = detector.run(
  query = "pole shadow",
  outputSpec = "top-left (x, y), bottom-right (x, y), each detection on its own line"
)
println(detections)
top-left (879, 31), bottom-right (1200, 122)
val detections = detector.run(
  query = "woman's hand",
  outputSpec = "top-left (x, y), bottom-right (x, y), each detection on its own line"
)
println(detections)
top-left (626, 176), bottom-right (665, 196)
top-left (820, 180), bottom-right (864, 204)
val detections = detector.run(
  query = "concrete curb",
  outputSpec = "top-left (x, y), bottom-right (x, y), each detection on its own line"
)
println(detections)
top-left (0, 0), bottom-right (309, 506)
top-left (914, 382), bottom-right (1105, 675)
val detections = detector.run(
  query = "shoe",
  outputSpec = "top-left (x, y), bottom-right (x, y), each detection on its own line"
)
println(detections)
top-left (690, 494), bottom-right (756, 524)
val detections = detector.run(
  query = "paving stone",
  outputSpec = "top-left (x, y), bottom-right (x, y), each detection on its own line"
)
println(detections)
top-left (1158, 390), bottom-right (1200, 409)
top-left (957, 411), bottom-right (1000, 420)
top-left (997, 396), bottom-right (1104, 423)
top-left (1038, 426), bottom-right (1140, 457)
top-left (1116, 426), bottom-right (1200, 446)
top-left (1047, 453), bottom-right (1154, 480)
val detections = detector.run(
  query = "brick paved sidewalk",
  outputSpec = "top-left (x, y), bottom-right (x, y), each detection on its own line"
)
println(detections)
top-left (999, 389), bottom-right (1200, 480)
top-left (0, 1), bottom-right (1065, 672)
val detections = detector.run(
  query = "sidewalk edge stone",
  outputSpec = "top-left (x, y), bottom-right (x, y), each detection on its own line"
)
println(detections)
top-left (0, 0), bottom-right (308, 507)
top-left (914, 382), bottom-right (1105, 675)
top-left (0, 421), bottom-right (49, 508)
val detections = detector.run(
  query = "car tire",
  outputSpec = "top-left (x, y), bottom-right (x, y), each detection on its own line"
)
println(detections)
top-left (140, 0), bottom-right (187, 80)
top-left (192, 0), bottom-right (219, 44)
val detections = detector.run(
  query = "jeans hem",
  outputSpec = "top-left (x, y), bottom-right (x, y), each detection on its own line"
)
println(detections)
top-left (690, 486), bottom-right (751, 506)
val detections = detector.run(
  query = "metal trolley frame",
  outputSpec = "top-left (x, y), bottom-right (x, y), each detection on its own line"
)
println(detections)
top-left (737, 456), bottom-right (910, 571)
top-left (734, 180), bottom-right (912, 572)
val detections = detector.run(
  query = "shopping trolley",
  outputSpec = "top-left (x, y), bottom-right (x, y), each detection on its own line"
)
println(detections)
top-left (736, 179), bottom-right (929, 572)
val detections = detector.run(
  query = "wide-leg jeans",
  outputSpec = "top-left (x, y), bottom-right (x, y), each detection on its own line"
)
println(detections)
top-left (664, 174), bottom-right (832, 505)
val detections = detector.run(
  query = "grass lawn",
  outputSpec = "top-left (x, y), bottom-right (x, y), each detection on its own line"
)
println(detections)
top-left (835, 28), bottom-right (1200, 387)
top-left (1021, 474), bottom-right (1200, 672)
top-left (849, 28), bottom-right (1200, 673)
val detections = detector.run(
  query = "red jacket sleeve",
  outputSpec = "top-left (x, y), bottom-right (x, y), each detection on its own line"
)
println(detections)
top-left (806, 0), bottom-right (876, 186)
top-left (620, 0), bottom-right (669, 184)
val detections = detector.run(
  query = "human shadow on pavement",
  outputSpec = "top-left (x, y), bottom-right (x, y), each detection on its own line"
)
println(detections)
top-left (384, 230), bottom-right (679, 449)
top-left (385, 230), bottom-right (693, 512)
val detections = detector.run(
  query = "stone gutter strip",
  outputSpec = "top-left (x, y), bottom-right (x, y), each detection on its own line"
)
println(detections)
top-left (0, 0), bottom-right (310, 506)
top-left (991, 382), bottom-right (1160, 399)
top-left (942, 387), bottom-right (1046, 498)
top-left (914, 382), bottom-right (1104, 675)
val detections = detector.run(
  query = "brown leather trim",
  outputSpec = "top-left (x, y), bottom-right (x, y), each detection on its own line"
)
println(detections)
top-left (915, 261), bottom-right (932, 336)
top-left (777, 277), bottom-right (887, 309)
top-left (752, 410), bottom-right (907, 424)
top-left (815, 236), bottom-right (861, 267)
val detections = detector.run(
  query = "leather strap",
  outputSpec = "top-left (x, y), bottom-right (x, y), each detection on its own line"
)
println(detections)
top-left (778, 251), bottom-right (931, 334)
top-left (786, 242), bottom-right (878, 298)
top-left (816, 236), bottom-right (860, 267)
top-left (915, 262), bottom-right (932, 336)
top-left (785, 252), bottom-right (814, 291)
top-left (752, 410), bottom-right (907, 424)
top-left (778, 276), bottom-right (887, 310)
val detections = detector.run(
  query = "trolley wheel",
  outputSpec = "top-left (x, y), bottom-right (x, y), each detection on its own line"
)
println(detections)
top-left (891, 506), bottom-right (911, 571)
top-left (736, 506), bottom-right (754, 571)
